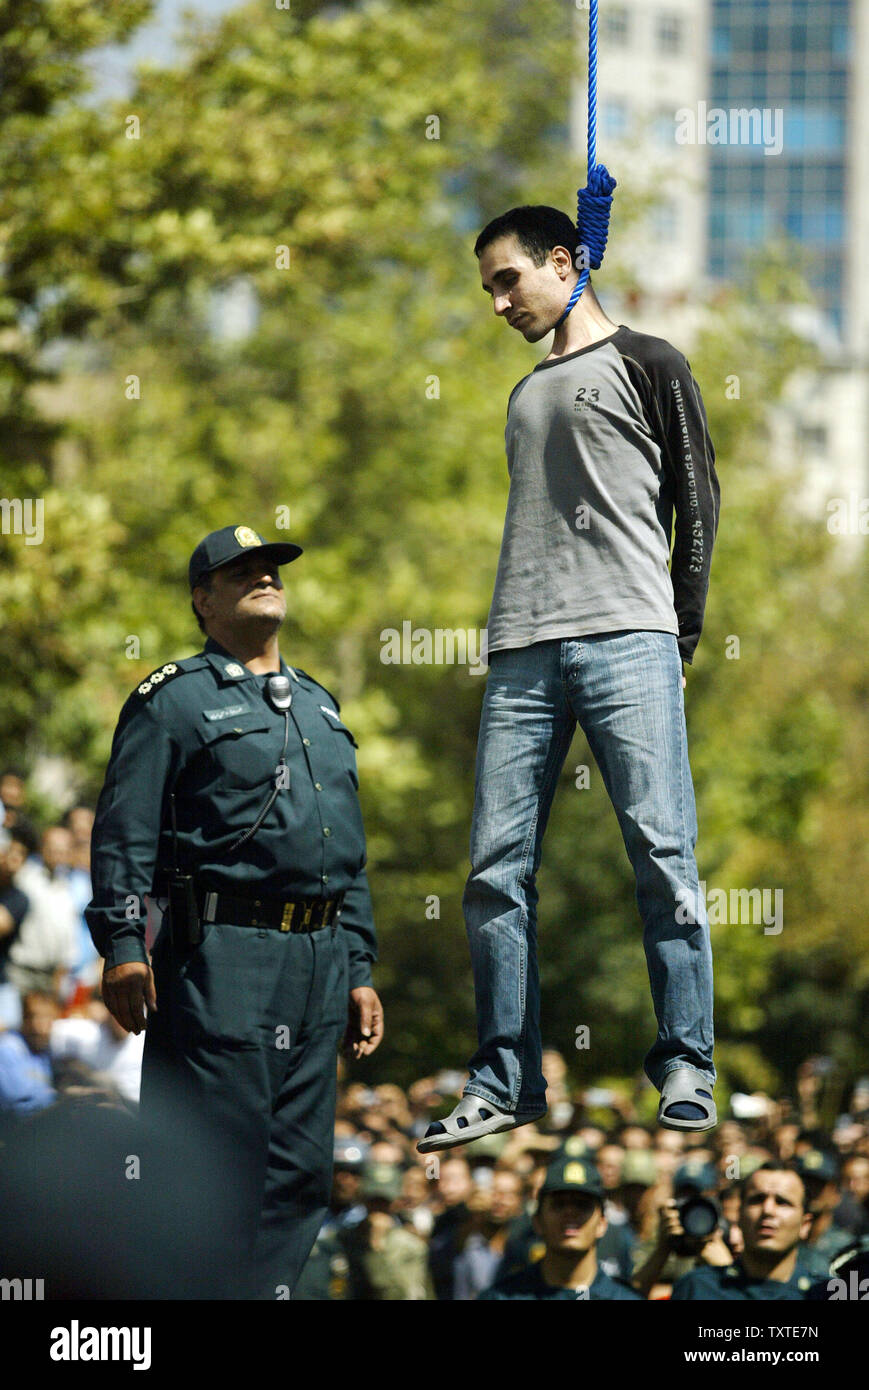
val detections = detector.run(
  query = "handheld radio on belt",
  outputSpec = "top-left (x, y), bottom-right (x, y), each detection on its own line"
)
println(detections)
top-left (168, 674), bottom-right (292, 948)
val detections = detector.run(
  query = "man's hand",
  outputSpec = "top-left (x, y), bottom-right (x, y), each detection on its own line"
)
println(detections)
top-left (699, 1231), bottom-right (736, 1267)
top-left (658, 1198), bottom-right (685, 1249)
top-left (658, 1199), bottom-right (732, 1264)
top-left (101, 961), bottom-right (157, 1035)
top-left (344, 986), bottom-right (384, 1060)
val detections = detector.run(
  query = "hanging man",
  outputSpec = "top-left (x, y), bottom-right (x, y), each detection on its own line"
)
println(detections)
top-left (419, 206), bottom-right (719, 1153)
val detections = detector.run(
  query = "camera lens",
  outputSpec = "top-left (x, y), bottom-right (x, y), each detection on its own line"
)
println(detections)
top-left (679, 1195), bottom-right (719, 1239)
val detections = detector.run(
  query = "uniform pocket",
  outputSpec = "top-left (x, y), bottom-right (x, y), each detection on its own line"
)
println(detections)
top-left (172, 923), bottom-right (277, 1048)
top-left (198, 712), bottom-right (275, 790)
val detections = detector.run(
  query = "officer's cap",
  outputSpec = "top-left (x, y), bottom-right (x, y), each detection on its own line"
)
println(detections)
top-left (188, 525), bottom-right (302, 590)
top-left (795, 1149), bottom-right (839, 1185)
top-left (538, 1155), bottom-right (605, 1202)
top-left (333, 1136), bottom-right (369, 1170)
top-left (360, 1162), bottom-right (404, 1202)
top-left (619, 1150), bottom-right (659, 1188)
top-left (673, 1160), bottom-right (719, 1195)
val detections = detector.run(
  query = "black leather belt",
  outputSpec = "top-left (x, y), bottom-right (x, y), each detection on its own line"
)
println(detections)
top-left (198, 890), bottom-right (344, 933)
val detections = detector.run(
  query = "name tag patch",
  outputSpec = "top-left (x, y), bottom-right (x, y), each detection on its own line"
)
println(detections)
top-left (204, 705), bottom-right (247, 721)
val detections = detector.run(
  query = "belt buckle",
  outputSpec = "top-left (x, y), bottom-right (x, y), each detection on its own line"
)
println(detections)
top-left (280, 902), bottom-right (293, 933)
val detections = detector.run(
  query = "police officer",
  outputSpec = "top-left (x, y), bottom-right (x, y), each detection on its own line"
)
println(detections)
top-left (86, 524), bottom-right (383, 1298)
top-left (671, 1163), bottom-right (815, 1300)
top-left (478, 1155), bottom-right (643, 1300)
top-left (795, 1147), bottom-right (855, 1277)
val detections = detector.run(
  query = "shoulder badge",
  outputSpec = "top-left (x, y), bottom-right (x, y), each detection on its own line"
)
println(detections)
top-left (133, 655), bottom-right (206, 702)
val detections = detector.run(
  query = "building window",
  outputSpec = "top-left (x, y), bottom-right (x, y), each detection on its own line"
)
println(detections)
top-left (650, 200), bottom-right (678, 244)
top-left (710, 26), bottom-right (730, 58)
top-left (602, 5), bottom-right (630, 45)
top-left (601, 99), bottom-right (629, 139)
top-left (652, 107), bottom-right (676, 147)
top-left (832, 24), bottom-right (850, 57)
top-left (656, 12), bottom-right (684, 55)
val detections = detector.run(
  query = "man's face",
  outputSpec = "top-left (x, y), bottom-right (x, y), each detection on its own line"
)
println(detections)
top-left (478, 234), bottom-right (573, 343)
top-left (535, 1190), bottom-right (605, 1256)
top-left (739, 1171), bottom-right (811, 1258)
top-left (489, 1173), bottom-right (524, 1225)
top-left (773, 1124), bottom-right (800, 1159)
top-left (620, 1127), bottom-right (652, 1150)
top-left (332, 1168), bottom-right (362, 1207)
top-left (41, 827), bottom-right (72, 874)
top-left (0, 774), bottom-right (24, 809)
top-left (437, 1158), bottom-right (472, 1207)
top-left (194, 554), bottom-right (286, 636)
top-left (0, 839), bottom-right (26, 879)
top-left (22, 996), bottom-right (58, 1053)
top-left (843, 1156), bottom-right (869, 1203)
top-left (596, 1144), bottom-right (625, 1190)
top-left (67, 807), bottom-right (94, 844)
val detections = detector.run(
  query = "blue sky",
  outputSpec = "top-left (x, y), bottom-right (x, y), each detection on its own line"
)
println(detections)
top-left (87, 0), bottom-right (243, 98)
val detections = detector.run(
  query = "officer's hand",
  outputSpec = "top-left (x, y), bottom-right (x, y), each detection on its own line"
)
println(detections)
top-left (101, 961), bottom-right (157, 1036)
top-left (344, 986), bottom-right (384, 1060)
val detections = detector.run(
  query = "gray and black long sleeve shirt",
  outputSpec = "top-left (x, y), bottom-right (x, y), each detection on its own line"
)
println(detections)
top-left (486, 324), bottom-right (720, 664)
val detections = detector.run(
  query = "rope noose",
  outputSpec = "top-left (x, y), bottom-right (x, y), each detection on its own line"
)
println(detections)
top-left (555, 0), bottom-right (618, 327)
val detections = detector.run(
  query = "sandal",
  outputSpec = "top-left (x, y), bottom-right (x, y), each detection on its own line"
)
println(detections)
top-left (657, 1067), bottom-right (717, 1132)
top-left (416, 1095), bottom-right (546, 1154)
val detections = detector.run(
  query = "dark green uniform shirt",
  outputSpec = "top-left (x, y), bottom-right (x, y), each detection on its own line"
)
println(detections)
top-left (671, 1259), bottom-right (815, 1300)
top-left (478, 1260), bottom-right (643, 1300)
top-left (86, 639), bottom-right (377, 987)
top-left (798, 1227), bottom-right (857, 1279)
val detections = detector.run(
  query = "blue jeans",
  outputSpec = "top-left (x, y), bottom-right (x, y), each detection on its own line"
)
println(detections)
top-left (462, 632), bottom-right (714, 1114)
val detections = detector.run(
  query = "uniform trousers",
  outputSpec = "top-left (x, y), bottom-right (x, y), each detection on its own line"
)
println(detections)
top-left (141, 915), bottom-right (348, 1299)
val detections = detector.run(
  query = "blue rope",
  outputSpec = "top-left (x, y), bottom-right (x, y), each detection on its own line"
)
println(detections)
top-left (555, 0), bottom-right (617, 326)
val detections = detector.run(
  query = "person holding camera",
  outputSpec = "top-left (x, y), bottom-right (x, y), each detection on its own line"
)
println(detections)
top-left (670, 1163), bottom-right (815, 1300)
top-left (631, 1159), bottom-right (733, 1298)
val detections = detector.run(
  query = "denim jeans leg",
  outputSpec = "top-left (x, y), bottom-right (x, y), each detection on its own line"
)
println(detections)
top-left (565, 631), bottom-right (715, 1092)
top-left (462, 641), bottom-right (575, 1114)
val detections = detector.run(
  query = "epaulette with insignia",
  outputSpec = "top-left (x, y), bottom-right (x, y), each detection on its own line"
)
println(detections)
top-left (133, 655), bottom-right (206, 702)
top-left (292, 667), bottom-right (341, 712)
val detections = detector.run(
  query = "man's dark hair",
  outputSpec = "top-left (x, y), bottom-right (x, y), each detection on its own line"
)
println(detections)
top-left (740, 1161), bottom-right (806, 1207)
top-left (192, 570), bottom-right (214, 635)
top-left (474, 205), bottom-right (580, 265)
top-left (9, 819), bottom-right (39, 857)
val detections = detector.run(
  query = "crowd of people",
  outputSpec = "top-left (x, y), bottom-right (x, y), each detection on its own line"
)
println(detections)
top-left (0, 772), bottom-right (144, 1114)
top-left (305, 1058), bottom-right (869, 1300)
top-left (0, 768), bottom-right (867, 1300)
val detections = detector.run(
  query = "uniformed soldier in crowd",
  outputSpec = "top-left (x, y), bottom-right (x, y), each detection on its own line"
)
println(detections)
top-left (339, 1161), bottom-right (434, 1300)
top-left (86, 524), bottom-right (383, 1298)
top-left (477, 1154), bottom-right (643, 1299)
top-left (671, 1163), bottom-right (815, 1300)
top-left (794, 1147), bottom-right (856, 1277)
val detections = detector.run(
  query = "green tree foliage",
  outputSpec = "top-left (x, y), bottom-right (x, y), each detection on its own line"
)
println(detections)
top-left (2, 0), bottom-right (866, 1094)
